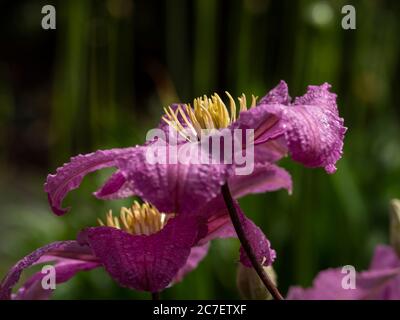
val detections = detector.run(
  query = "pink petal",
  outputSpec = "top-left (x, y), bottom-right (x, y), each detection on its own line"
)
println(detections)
top-left (228, 162), bottom-right (292, 198)
top-left (78, 215), bottom-right (206, 292)
top-left (287, 268), bottom-right (355, 300)
top-left (14, 258), bottom-right (100, 300)
top-left (236, 204), bottom-right (276, 267)
top-left (294, 83), bottom-right (339, 115)
top-left (238, 82), bottom-right (346, 174)
top-left (173, 243), bottom-right (210, 283)
top-left (0, 241), bottom-right (99, 300)
top-left (369, 245), bottom-right (400, 270)
top-left (94, 171), bottom-right (135, 200)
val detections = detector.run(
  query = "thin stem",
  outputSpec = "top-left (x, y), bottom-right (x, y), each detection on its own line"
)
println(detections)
top-left (221, 183), bottom-right (284, 300)
top-left (151, 292), bottom-right (160, 300)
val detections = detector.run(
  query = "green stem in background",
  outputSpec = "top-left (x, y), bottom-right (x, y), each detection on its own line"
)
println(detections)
top-left (194, 0), bottom-right (217, 94)
top-left (221, 183), bottom-right (284, 300)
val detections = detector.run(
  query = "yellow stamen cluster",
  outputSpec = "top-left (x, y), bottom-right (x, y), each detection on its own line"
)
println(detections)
top-left (98, 201), bottom-right (173, 236)
top-left (163, 92), bottom-right (258, 141)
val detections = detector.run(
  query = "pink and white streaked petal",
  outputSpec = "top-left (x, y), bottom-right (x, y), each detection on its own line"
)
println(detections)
top-left (279, 101), bottom-right (346, 174)
top-left (237, 83), bottom-right (346, 173)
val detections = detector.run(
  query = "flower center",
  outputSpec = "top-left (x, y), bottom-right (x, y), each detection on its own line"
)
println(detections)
top-left (162, 92), bottom-right (258, 141)
top-left (98, 201), bottom-right (174, 235)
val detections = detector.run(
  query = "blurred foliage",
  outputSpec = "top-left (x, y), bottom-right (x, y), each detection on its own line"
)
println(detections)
top-left (0, 0), bottom-right (399, 299)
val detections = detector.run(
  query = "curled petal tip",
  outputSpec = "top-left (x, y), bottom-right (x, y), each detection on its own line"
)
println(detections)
top-left (278, 80), bottom-right (288, 87)
top-left (260, 81), bottom-right (291, 105)
top-left (46, 193), bottom-right (69, 216)
top-left (44, 148), bottom-right (136, 216)
top-left (320, 82), bottom-right (332, 89)
top-left (52, 205), bottom-right (69, 216)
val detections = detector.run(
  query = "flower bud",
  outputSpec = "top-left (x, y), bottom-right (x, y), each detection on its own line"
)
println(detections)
top-left (390, 199), bottom-right (400, 257)
top-left (236, 264), bottom-right (277, 300)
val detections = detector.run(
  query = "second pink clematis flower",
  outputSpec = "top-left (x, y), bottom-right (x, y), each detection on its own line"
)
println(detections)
top-left (1, 142), bottom-right (287, 298)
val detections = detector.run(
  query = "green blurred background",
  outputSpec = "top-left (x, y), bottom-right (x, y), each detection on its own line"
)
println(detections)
top-left (0, 0), bottom-right (399, 299)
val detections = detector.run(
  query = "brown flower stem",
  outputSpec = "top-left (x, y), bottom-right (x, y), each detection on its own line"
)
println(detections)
top-left (151, 292), bottom-right (160, 300)
top-left (221, 183), bottom-right (284, 300)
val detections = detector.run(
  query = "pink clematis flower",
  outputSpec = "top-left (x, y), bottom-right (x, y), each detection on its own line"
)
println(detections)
top-left (287, 245), bottom-right (400, 300)
top-left (287, 199), bottom-right (400, 300)
top-left (160, 80), bottom-right (346, 174)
